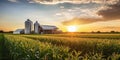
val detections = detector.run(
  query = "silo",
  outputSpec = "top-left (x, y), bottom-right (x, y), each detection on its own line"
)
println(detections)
top-left (34, 21), bottom-right (40, 34)
top-left (25, 19), bottom-right (33, 34)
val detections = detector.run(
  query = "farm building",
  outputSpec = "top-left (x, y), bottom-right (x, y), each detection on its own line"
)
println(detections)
top-left (25, 19), bottom-right (33, 34)
top-left (34, 21), bottom-right (40, 34)
top-left (13, 19), bottom-right (61, 34)
top-left (34, 21), bottom-right (58, 34)
top-left (40, 25), bottom-right (58, 34)
top-left (13, 29), bottom-right (24, 34)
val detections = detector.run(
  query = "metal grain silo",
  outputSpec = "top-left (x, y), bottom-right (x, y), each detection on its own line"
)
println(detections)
top-left (34, 21), bottom-right (40, 34)
top-left (25, 19), bottom-right (33, 34)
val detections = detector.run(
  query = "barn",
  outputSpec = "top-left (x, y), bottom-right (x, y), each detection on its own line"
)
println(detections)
top-left (34, 21), bottom-right (58, 34)
top-left (40, 25), bottom-right (58, 34)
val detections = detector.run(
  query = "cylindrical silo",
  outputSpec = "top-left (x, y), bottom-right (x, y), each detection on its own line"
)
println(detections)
top-left (25, 19), bottom-right (33, 34)
top-left (34, 21), bottom-right (40, 34)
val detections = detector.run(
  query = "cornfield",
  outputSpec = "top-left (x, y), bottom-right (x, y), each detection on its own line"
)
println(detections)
top-left (0, 33), bottom-right (120, 60)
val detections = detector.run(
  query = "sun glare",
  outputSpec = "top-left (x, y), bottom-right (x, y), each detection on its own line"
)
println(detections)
top-left (67, 26), bottom-right (77, 32)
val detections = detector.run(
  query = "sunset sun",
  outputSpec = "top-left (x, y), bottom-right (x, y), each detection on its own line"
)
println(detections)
top-left (67, 26), bottom-right (77, 32)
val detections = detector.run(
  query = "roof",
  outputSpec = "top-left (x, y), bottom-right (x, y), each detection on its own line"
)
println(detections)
top-left (14, 29), bottom-right (24, 32)
top-left (41, 25), bottom-right (58, 30)
top-left (25, 19), bottom-right (33, 23)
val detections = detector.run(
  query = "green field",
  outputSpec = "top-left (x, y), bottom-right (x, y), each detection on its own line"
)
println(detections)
top-left (0, 33), bottom-right (120, 60)
top-left (0, 34), bottom-right (3, 59)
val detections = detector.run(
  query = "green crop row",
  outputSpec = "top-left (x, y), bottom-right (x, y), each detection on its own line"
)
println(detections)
top-left (41, 34), bottom-right (120, 39)
top-left (2, 34), bottom-right (120, 60)
top-left (0, 33), bottom-right (9, 60)
top-left (23, 35), bottom-right (120, 58)
top-left (4, 35), bottom-right (82, 60)
top-left (0, 34), bottom-right (3, 59)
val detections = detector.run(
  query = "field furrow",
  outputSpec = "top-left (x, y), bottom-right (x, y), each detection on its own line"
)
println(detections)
top-left (0, 34), bottom-right (120, 60)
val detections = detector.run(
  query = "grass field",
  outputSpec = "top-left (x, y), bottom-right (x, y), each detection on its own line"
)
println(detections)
top-left (0, 33), bottom-right (120, 60)
top-left (0, 34), bottom-right (3, 59)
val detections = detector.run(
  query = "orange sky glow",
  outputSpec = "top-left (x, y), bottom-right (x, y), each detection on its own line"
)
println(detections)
top-left (0, 0), bottom-right (120, 32)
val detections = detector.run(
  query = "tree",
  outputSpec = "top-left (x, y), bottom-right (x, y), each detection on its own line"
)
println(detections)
top-left (97, 31), bottom-right (101, 33)
top-left (110, 31), bottom-right (115, 33)
top-left (0, 30), bottom-right (4, 33)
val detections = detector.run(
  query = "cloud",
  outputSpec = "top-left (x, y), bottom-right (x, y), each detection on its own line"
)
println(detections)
top-left (30, 0), bottom-right (118, 4)
top-left (101, 26), bottom-right (120, 31)
top-left (103, 26), bottom-right (120, 29)
top-left (62, 17), bottom-right (104, 25)
top-left (55, 2), bottom-right (102, 20)
top-left (61, 0), bottom-right (120, 25)
top-left (97, 0), bottom-right (120, 20)
top-left (8, 0), bottom-right (118, 4)
top-left (8, 0), bottom-right (18, 2)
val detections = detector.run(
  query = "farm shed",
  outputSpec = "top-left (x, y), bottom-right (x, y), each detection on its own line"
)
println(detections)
top-left (13, 29), bottom-right (24, 34)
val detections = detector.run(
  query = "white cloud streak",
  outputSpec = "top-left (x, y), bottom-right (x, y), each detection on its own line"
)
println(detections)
top-left (28, 0), bottom-right (118, 5)
top-left (8, 0), bottom-right (118, 5)
top-left (55, 2), bottom-right (103, 20)
top-left (8, 0), bottom-right (18, 2)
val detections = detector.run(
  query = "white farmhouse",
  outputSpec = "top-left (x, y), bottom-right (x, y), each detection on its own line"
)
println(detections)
top-left (13, 29), bottom-right (24, 34)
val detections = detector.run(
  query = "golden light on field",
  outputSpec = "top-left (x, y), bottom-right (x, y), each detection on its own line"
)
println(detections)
top-left (67, 26), bottom-right (77, 32)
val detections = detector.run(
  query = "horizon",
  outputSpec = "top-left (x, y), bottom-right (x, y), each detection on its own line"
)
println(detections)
top-left (0, 0), bottom-right (120, 32)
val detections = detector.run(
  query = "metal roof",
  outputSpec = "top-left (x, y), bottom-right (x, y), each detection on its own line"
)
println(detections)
top-left (41, 25), bottom-right (58, 30)
top-left (14, 29), bottom-right (24, 32)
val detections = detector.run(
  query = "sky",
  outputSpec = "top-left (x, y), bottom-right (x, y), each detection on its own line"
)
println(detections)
top-left (0, 0), bottom-right (120, 32)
